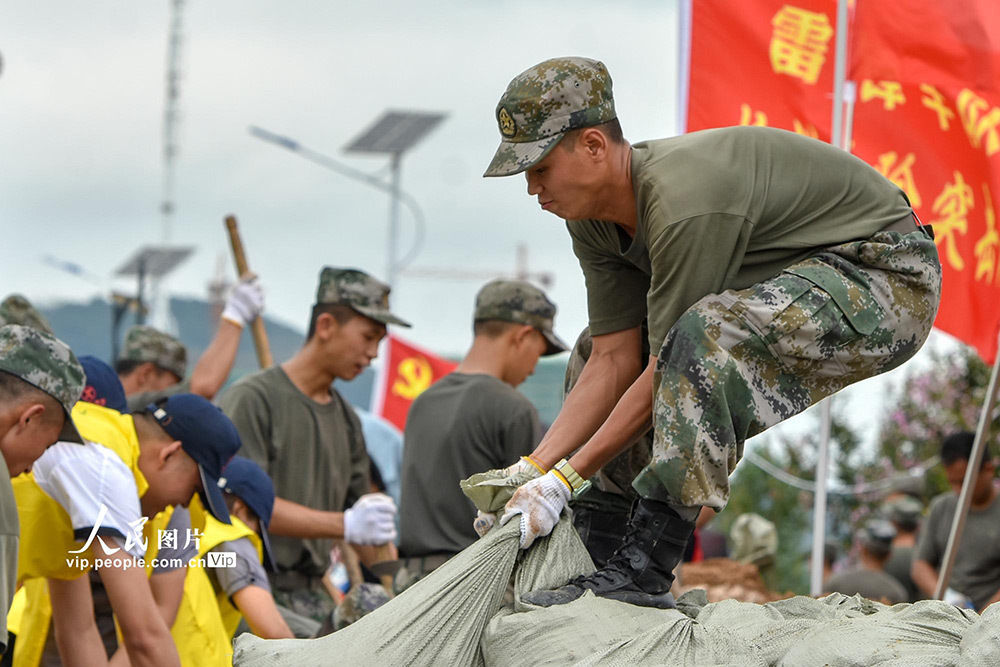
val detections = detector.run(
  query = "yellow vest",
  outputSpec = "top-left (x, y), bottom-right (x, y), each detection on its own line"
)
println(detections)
top-left (8, 403), bottom-right (149, 667)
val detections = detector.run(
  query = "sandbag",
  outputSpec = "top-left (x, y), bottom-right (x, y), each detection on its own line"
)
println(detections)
top-left (959, 602), bottom-right (1000, 666)
top-left (778, 599), bottom-right (978, 666)
top-left (233, 520), bottom-right (521, 666)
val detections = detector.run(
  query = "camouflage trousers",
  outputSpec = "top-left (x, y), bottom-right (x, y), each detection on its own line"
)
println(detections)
top-left (632, 228), bottom-right (941, 511)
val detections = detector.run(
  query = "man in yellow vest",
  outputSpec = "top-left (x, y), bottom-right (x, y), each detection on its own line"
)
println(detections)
top-left (0, 324), bottom-right (84, 657)
top-left (13, 393), bottom-right (241, 667)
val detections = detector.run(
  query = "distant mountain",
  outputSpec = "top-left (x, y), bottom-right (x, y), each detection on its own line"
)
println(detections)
top-left (39, 297), bottom-right (568, 423)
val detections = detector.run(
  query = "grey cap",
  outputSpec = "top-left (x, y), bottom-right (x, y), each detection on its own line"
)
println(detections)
top-left (316, 267), bottom-right (411, 328)
top-left (118, 325), bottom-right (187, 379)
top-left (0, 295), bottom-right (54, 335)
top-left (883, 496), bottom-right (923, 530)
top-left (485, 57), bottom-right (616, 177)
top-left (858, 519), bottom-right (897, 556)
top-left (474, 279), bottom-right (568, 356)
top-left (0, 324), bottom-right (85, 443)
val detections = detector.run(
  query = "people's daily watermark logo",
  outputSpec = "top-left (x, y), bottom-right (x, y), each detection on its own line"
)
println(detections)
top-left (66, 504), bottom-right (234, 570)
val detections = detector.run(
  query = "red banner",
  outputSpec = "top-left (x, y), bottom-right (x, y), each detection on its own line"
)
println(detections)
top-left (371, 334), bottom-right (457, 431)
top-left (849, 0), bottom-right (1000, 362)
top-left (686, 0), bottom-right (837, 139)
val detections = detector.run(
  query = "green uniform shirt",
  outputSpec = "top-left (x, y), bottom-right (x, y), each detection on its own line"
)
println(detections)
top-left (824, 567), bottom-right (909, 604)
top-left (217, 366), bottom-right (370, 577)
top-left (0, 455), bottom-right (17, 654)
top-left (568, 126), bottom-right (913, 351)
top-left (125, 378), bottom-right (191, 414)
top-left (915, 491), bottom-right (1000, 610)
top-left (398, 373), bottom-right (542, 557)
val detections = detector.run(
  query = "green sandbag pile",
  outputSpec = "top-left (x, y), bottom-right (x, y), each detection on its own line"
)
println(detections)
top-left (234, 468), bottom-right (1000, 666)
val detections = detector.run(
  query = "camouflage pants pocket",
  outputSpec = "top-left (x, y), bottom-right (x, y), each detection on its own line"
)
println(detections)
top-left (632, 231), bottom-right (941, 511)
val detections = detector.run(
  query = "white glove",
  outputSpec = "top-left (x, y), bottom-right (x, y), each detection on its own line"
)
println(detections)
top-left (344, 493), bottom-right (397, 545)
top-left (500, 470), bottom-right (570, 549)
top-left (471, 457), bottom-right (544, 538)
top-left (222, 277), bottom-right (265, 328)
top-left (943, 587), bottom-right (975, 609)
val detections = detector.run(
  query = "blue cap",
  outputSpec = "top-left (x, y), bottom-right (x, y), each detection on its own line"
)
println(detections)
top-left (147, 394), bottom-right (241, 524)
top-left (79, 355), bottom-right (128, 413)
top-left (220, 456), bottom-right (276, 571)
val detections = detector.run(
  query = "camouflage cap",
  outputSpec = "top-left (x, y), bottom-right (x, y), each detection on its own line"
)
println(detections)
top-left (882, 495), bottom-right (923, 529)
top-left (474, 279), bottom-right (568, 356)
top-left (857, 518), bottom-right (896, 556)
top-left (484, 56), bottom-right (616, 178)
top-left (332, 582), bottom-right (391, 631)
top-left (0, 294), bottom-right (54, 335)
top-left (0, 324), bottom-right (85, 443)
top-left (118, 325), bottom-right (187, 379)
top-left (316, 267), bottom-right (411, 328)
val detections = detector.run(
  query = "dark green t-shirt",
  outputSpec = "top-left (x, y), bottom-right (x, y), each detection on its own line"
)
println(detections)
top-left (217, 366), bottom-right (370, 577)
top-left (398, 373), bottom-right (542, 557)
top-left (823, 567), bottom-right (909, 604)
top-left (568, 126), bottom-right (913, 351)
top-left (915, 490), bottom-right (1000, 610)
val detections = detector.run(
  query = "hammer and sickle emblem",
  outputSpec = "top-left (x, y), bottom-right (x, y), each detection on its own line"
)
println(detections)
top-left (498, 108), bottom-right (516, 137)
top-left (392, 356), bottom-right (433, 400)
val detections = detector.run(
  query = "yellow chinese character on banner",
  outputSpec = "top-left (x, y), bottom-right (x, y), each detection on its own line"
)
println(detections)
top-left (740, 104), bottom-right (768, 126)
top-left (975, 184), bottom-right (999, 284)
top-left (860, 80), bottom-right (905, 110)
top-left (957, 89), bottom-right (1000, 156)
top-left (920, 84), bottom-right (955, 131)
top-left (791, 119), bottom-right (819, 138)
top-left (930, 171), bottom-right (974, 271)
top-left (770, 6), bottom-right (833, 85)
top-left (875, 151), bottom-right (921, 208)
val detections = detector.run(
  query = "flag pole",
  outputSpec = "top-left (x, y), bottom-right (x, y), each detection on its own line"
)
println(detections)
top-left (934, 330), bottom-right (1000, 600)
top-left (676, 0), bottom-right (693, 136)
top-left (810, 0), bottom-right (851, 597)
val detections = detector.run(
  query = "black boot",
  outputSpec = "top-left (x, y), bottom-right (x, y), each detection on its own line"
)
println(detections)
top-left (523, 498), bottom-right (695, 609)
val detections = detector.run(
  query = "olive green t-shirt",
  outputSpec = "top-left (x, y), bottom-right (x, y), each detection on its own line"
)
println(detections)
top-left (0, 455), bottom-right (17, 654)
top-left (823, 567), bottom-right (909, 604)
top-left (398, 373), bottom-right (542, 557)
top-left (915, 490), bottom-right (1000, 610)
top-left (217, 366), bottom-right (370, 577)
top-left (568, 126), bottom-right (913, 352)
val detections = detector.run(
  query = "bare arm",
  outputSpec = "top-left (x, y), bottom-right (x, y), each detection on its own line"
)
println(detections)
top-left (98, 548), bottom-right (180, 667)
top-left (231, 585), bottom-right (294, 639)
top-left (270, 497), bottom-right (345, 539)
top-left (48, 575), bottom-right (111, 667)
top-left (981, 586), bottom-right (1000, 612)
top-left (108, 568), bottom-right (188, 667)
top-left (188, 319), bottom-right (243, 399)
top-left (910, 557), bottom-right (940, 599)
top-left (531, 326), bottom-right (644, 471)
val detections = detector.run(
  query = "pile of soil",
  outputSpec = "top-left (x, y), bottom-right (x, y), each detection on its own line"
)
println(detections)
top-left (677, 557), bottom-right (790, 603)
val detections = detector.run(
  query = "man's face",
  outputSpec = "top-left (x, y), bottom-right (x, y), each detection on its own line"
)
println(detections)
top-left (0, 407), bottom-right (63, 476)
top-left (508, 328), bottom-right (548, 387)
top-left (148, 366), bottom-right (182, 392)
top-left (140, 444), bottom-right (202, 517)
top-left (324, 315), bottom-right (387, 381)
top-left (524, 136), bottom-right (601, 221)
top-left (944, 458), bottom-right (996, 505)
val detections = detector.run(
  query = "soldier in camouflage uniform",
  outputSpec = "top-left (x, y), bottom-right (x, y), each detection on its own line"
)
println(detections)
top-left (481, 57), bottom-right (942, 609)
top-left (116, 325), bottom-right (188, 405)
top-left (398, 279), bottom-right (567, 585)
top-left (0, 295), bottom-right (55, 335)
top-left (218, 267), bottom-right (407, 634)
top-left (0, 324), bottom-right (84, 655)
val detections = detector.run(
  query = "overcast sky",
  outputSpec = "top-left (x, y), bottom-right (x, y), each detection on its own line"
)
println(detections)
top-left (1, 0), bottom-right (683, 357)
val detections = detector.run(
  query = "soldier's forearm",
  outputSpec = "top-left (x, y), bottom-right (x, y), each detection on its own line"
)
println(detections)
top-left (270, 496), bottom-right (345, 539)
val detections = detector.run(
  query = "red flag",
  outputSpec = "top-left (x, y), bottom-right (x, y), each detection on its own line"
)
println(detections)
top-left (371, 334), bottom-right (457, 431)
top-left (849, 0), bottom-right (1000, 362)
top-left (686, 0), bottom-right (838, 139)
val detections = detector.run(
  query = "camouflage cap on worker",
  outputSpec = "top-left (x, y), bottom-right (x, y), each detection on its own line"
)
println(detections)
top-left (857, 519), bottom-right (896, 557)
top-left (882, 495), bottom-right (923, 531)
top-left (474, 279), bottom-right (568, 356)
top-left (0, 294), bottom-right (54, 335)
top-left (0, 324), bottom-right (85, 443)
top-left (118, 325), bottom-right (187, 379)
top-left (316, 267), bottom-right (411, 328)
top-left (484, 56), bottom-right (616, 177)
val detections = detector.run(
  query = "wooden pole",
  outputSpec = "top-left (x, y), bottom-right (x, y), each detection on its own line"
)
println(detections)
top-left (224, 215), bottom-right (273, 368)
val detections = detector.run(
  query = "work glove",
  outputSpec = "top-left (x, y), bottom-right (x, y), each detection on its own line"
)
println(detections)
top-left (500, 470), bottom-right (570, 549)
top-left (344, 493), bottom-right (397, 545)
top-left (222, 276), bottom-right (265, 328)
top-left (471, 456), bottom-right (544, 537)
top-left (943, 587), bottom-right (975, 609)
